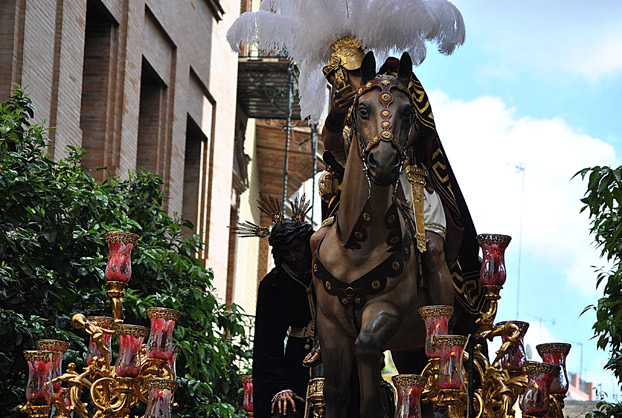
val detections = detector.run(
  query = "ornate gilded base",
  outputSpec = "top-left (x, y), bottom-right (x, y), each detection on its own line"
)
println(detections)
top-left (19, 403), bottom-right (51, 418)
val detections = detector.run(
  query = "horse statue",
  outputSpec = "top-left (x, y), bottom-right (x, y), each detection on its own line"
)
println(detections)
top-left (313, 51), bottom-right (444, 418)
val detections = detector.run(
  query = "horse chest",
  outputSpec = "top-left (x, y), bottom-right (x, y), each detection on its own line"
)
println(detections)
top-left (314, 225), bottom-right (413, 309)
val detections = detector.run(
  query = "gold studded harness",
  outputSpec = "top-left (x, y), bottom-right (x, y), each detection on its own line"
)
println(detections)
top-left (314, 202), bottom-right (413, 321)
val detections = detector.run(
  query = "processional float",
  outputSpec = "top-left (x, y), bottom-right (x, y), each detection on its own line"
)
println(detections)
top-left (290, 234), bottom-right (571, 418)
top-left (19, 232), bottom-right (180, 418)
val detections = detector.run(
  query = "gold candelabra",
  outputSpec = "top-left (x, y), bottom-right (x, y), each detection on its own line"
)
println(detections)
top-left (304, 233), bottom-right (571, 418)
top-left (19, 232), bottom-right (181, 418)
top-left (401, 234), bottom-right (570, 418)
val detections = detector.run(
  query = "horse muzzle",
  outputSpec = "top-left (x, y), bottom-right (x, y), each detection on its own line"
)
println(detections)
top-left (365, 141), bottom-right (402, 186)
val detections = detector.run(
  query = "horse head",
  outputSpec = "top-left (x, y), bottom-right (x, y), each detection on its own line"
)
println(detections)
top-left (352, 51), bottom-right (416, 187)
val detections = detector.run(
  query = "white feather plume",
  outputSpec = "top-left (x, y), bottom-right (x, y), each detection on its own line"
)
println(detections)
top-left (227, 0), bottom-right (466, 122)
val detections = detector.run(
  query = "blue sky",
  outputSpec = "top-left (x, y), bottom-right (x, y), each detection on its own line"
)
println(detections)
top-left (411, 0), bottom-right (622, 401)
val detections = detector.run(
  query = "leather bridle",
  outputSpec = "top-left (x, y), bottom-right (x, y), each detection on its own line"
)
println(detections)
top-left (350, 75), bottom-right (414, 168)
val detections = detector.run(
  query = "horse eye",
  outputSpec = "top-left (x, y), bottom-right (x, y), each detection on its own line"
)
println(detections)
top-left (358, 104), bottom-right (369, 119)
top-left (403, 108), bottom-right (414, 121)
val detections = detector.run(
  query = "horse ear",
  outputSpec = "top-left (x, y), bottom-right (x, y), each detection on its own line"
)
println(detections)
top-left (361, 51), bottom-right (376, 83)
top-left (397, 52), bottom-right (412, 86)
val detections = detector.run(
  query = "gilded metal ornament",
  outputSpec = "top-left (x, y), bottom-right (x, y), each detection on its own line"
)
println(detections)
top-left (535, 342), bottom-right (571, 356)
top-left (418, 305), bottom-right (454, 320)
top-left (146, 307), bottom-right (181, 322)
top-left (36, 339), bottom-right (70, 353)
top-left (392, 374), bottom-right (426, 388)
top-left (476, 233), bottom-right (511, 249)
top-left (104, 231), bottom-right (139, 245)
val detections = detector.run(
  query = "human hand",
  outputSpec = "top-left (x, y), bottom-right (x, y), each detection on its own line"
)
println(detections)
top-left (302, 349), bottom-right (321, 367)
top-left (330, 84), bottom-right (358, 115)
top-left (271, 390), bottom-right (305, 415)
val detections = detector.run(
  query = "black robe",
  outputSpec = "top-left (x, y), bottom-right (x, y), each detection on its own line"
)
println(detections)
top-left (252, 267), bottom-right (313, 418)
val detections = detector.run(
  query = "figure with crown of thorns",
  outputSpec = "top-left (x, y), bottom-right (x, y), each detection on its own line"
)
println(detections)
top-left (233, 194), bottom-right (318, 418)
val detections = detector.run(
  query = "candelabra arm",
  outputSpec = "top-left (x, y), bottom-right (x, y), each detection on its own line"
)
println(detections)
top-left (465, 346), bottom-right (488, 418)
top-left (490, 322), bottom-right (521, 368)
top-left (475, 286), bottom-right (502, 336)
top-left (50, 391), bottom-right (72, 418)
top-left (70, 384), bottom-right (90, 418)
top-left (547, 394), bottom-right (566, 418)
top-left (472, 391), bottom-right (484, 418)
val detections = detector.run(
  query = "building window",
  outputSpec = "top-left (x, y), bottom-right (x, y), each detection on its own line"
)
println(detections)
top-left (182, 117), bottom-right (206, 237)
top-left (80, 0), bottom-right (117, 180)
top-left (136, 58), bottom-right (167, 176)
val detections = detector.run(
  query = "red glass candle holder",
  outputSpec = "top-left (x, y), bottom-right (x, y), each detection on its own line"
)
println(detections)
top-left (418, 305), bottom-right (453, 358)
top-left (104, 231), bottom-right (138, 283)
top-left (114, 324), bottom-right (149, 377)
top-left (537, 343), bottom-right (571, 394)
top-left (520, 361), bottom-right (560, 417)
top-left (144, 378), bottom-right (179, 418)
top-left (24, 350), bottom-right (58, 405)
top-left (85, 316), bottom-right (114, 365)
top-left (146, 307), bottom-right (181, 360)
top-left (435, 335), bottom-right (467, 390)
top-left (497, 321), bottom-right (529, 372)
top-left (392, 374), bottom-right (426, 418)
top-left (476, 234), bottom-right (511, 286)
top-left (36, 340), bottom-right (69, 392)
top-left (241, 375), bottom-right (253, 414)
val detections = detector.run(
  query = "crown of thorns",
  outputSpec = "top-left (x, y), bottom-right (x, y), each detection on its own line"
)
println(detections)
top-left (231, 193), bottom-right (312, 238)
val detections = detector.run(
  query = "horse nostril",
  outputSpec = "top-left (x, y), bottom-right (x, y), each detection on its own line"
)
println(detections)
top-left (391, 153), bottom-right (400, 167)
top-left (367, 152), bottom-right (377, 168)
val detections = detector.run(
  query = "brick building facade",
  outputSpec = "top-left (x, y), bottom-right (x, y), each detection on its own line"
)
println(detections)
top-left (1, 0), bottom-right (321, 314)
top-left (0, 0), bottom-right (243, 300)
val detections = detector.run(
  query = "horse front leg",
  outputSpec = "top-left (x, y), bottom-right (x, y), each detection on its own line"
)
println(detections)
top-left (317, 308), bottom-right (354, 418)
top-left (356, 301), bottom-right (401, 418)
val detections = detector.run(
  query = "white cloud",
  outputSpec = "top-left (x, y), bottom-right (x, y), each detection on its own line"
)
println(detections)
top-left (454, 1), bottom-right (622, 80)
top-left (428, 91), bottom-right (616, 294)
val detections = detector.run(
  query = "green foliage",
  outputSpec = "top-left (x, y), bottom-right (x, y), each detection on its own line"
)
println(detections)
top-left (586, 388), bottom-right (622, 418)
top-left (576, 165), bottom-right (622, 410)
top-left (0, 88), bottom-right (251, 417)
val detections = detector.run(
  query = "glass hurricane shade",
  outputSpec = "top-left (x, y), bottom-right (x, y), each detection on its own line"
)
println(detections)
top-left (168, 345), bottom-right (181, 380)
top-left (435, 335), bottom-right (467, 390)
top-left (114, 324), bottom-right (149, 377)
top-left (146, 308), bottom-right (181, 360)
top-left (537, 343), bottom-right (571, 394)
top-left (418, 305), bottom-right (453, 358)
top-left (476, 234), bottom-right (511, 286)
top-left (24, 350), bottom-right (59, 405)
top-left (104, 232), bottom-right (138, 282)
top-left (241, 375), bottom-right (253, 413)
top-left (392, 374), bottom-right (426, 418)
top-left (36, 340), bottom-right (69, 392)
top-left (520, 361), bottom-right (560, 417)
top-left (497, 321), bottom-right (529, 371)
top-left (144, 378), bottom-right (178, 418)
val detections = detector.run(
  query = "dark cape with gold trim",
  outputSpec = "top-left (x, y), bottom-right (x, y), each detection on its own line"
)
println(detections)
top-left (379, 58), bottom-right (484, 317)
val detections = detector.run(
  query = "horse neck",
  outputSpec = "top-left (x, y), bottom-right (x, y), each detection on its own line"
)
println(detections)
top-left (337, 136), bottom-right (395, 252)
